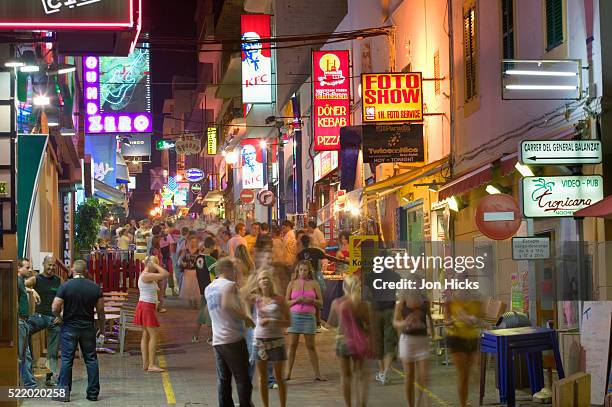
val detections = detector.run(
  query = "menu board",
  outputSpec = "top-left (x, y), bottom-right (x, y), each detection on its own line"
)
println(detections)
top-left (580, 301), bottom-right (612, 405)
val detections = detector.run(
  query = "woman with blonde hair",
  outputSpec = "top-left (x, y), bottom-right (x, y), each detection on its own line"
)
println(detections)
top-left (328, 275), bottom-right (373, 407)
top-left (234, 244), bottom-right (255, 285)
top-left (252, 268), bottom-right (290, 407)
top-left (284, 260), bottom-right (326, 381)
top-left (134, 256), bottom-right (169, 373)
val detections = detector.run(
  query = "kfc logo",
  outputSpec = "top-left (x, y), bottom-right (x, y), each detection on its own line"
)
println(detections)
top-left (42, 0), bottom-right (103, 15)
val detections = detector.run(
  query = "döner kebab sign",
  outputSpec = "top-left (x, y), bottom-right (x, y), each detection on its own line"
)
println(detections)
top-left (361, 73), bottom-right (423, 123)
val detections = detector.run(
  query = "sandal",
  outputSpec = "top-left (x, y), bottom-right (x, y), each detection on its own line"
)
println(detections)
top-left (314, 376), bottom-right (328, 381)
top-left (147, 366), bottom-right (165, 373)
top-left (158, 308), bottom-right (168, 313)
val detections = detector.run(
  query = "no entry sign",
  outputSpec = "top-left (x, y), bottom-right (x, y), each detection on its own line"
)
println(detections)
top-left (240, 189), bottom-right (255, 204)
top-left (475, 193), bottom-right (521, 240)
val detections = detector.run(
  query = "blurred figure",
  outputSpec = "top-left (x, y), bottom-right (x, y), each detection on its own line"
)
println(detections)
top-left (394, 287), bottom-right (434, 407)
top-left (228, 223), bottom-right (248, 256)
top-left (445, 289), bottom-right (483, 407)
top-left (281, 220), bottom-right (297, 268)
top-left (180, 235), bottom-right (202, 309)
top-left (205, 258), bottom-right (255, 407)
top-left (245, 222), bottom-right (260, 254)
top-left (134, 256), bottom-right (169, 373)
top-left (17, 258), bottom-right (38, 389)
top-left (234, 244), bottom-right (255, 285)
top-left (193, 237), bottom-right (217, 344)
top-left (134, 220), bottom-right (151, 262)
top-left (253, 269), bottom-right (290, 407)
top-left (306, 220), bottom-right (326, 250)
top-left (174, 226), bottom-right (191, 290)
top-left (284, 261), bottom-right (326, 381)
top-left (328, 275), bottom-right (373, 407)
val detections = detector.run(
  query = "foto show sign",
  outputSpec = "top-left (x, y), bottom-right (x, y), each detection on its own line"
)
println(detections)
top-left (361, 73), bottom-right (423, 123)
top-left (522, 175), bottom-right (603, 217)
top-left (312, 50), bottom-right (350, 151)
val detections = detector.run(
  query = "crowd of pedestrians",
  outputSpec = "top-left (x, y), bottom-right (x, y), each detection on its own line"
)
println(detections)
top-left (17, 215), bottom-right (484, 407)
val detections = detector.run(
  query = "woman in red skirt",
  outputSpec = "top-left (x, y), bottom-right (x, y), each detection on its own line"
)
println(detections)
top-left (134, 256), bottom-right (169, 373)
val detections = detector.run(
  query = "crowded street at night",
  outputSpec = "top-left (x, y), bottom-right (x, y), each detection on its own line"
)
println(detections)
top-left (1, 0), bottom-right (612, 406)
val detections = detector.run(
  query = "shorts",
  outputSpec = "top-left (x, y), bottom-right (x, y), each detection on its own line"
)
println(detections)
top-left (287, 312), bottom-right (316, 335)
top-left (253, 338), bottom-right (287, 361)
top-left (446, 336), bottom-right (479, 354)
top-left (134, 301), bottom-right (159, 327)
top-left (371, 308), bottom-right (398, 359)
top-left (197, 295), bottom-right (210, 325)
top-left (398, 334), bottom-right (429, 362)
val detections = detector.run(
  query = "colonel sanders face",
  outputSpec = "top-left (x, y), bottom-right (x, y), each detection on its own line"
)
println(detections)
top-left (242, 32), bottom-right (263, 68)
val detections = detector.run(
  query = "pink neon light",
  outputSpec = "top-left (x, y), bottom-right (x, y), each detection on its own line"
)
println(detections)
top-left (128, 0), bottom-right (143, 54)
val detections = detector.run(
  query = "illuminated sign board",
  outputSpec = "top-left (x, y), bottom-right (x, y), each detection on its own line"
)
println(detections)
top-left (0, 0), bottom-right (134, 30)
top-left (241, 139), bottom-right (265, 189)
top-left (314, 151), bottom-right (339, 182)
top-left (361, 73), bottom-right (423, 123)
top-left (156, 139), bottom-right (175, 150)
top-left (241, 14), bottom-right (272, 104)
top-left (207, 127), bottom-right (218, 155)
top-left (83, 47), bottom-right (152, 134)
top-left (312, 50), bottom-right (350, 151)
top-left (185, 168), bottom-right (205, 183)
top-left (522, 176), bottom-right (603, 217)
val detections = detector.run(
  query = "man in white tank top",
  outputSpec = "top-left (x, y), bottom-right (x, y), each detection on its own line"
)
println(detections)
top-left (205, 258), bottom-right (254, 407)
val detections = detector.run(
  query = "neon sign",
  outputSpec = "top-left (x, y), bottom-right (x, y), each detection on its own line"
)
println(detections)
top-left (83, 52), bottom-right (152, 134)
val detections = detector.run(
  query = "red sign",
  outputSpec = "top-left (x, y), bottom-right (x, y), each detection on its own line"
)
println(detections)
top-left (361, 72), bottom-right (423, 122)
top-left (313, 50), bottom-right (350, 151)
top-left (240, 189), bottom-right (255, 204)
top-left (475, 194), bottom-right (522, 240)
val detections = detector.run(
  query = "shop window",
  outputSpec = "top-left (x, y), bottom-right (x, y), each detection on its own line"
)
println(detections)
top-left (463, 3), bottom-right (478, 101)
top-left (501, 0), bottom-right (515, 59)
top-left (545, 0), bottom-right (563, 51)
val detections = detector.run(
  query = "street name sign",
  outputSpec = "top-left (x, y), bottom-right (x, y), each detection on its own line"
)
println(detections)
top-left (512, 237), bottom-right (550, 260)
top-left (520, 140), bottom-right (602, 165)
top-left (521, 175), bottom-right (603, 217)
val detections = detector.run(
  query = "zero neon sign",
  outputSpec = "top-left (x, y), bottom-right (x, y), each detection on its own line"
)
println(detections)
top-left (83, 55), bottom-right (152, 134)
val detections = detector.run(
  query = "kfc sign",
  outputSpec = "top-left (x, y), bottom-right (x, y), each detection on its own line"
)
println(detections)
top-left (0, 0), bottom-right (134, 29)
top-left (313, 51), bottom-right (350, 151)
top-left (241, 139), bottom-right (266, 189)
top-left (241, 14), bottom-right (272, 104)
top-left (83, 55), bottom-right (152, 134)
top-left (361, 73), bottom-right (423, 123)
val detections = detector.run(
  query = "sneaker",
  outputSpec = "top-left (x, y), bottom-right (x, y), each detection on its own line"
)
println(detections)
top-left (268, 383), bottom-right (279, 389)
top-left (381, 373), bottom-right (390, 385)
top-left (316, 325), bottom-right (329, 333)
top-left (374, 372), bottom-right (383, 383)
top-left (86, 395), bottom-right (98, 401)
top-left (191, 336), bottom-right (199, 343)
top-left (45, 375), bottom-right (56, 387)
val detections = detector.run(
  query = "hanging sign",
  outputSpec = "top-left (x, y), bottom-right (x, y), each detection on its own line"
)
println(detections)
top-left (156, 139), bottom-right (175, 150)
top-left (258, 190), bottom-right (276, 207)
top-left (241, 14), bottom-right (272, 104)
top-left (240, 189), bottom-right (256, 204)
top-left (191, 183), bottom-right (202, 193)
top-left (185, 168), bottom-right (205, 183)
top-left (61, 191), bottom-right (74, 268)
top-left (519, 140), bottom-right (602, 165)
top-left (522, 175), bottom-right (603, 217)
top-left (175, 139), bottom-right (201, 155)
top-left (241, 139), bottom-right (265, 189)
top-left (312, 50), bottom-right (351, 151)
top-left (362, 124), bottom-right (424, 163)
top-left (314, 151), bottom-right (339, 182)
top-left (207, 127), bottom-right (218, 155)
top-left (361, 72), bottom-right (423, 123)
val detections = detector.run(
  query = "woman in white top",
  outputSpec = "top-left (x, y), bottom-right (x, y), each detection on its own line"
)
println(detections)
top-left (134, 256), bottom-right (169, 373)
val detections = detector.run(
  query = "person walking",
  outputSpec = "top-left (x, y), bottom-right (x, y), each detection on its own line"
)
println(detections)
top-left (17, 258), bottom-right (38, 389)
top-left (228, 223), bottom-right (248, 257)
top-left (134, 256), bottom-right (169, 373)
top-left (284, 261), bottom-right (326, 381)
top-left (253, 268), bottom-right (290, 407)
top-left (234, 244), bottom-right (255, 285)
top-left (134, 220), bottom-right (151, 262)
top-left (205, 257), bottom-right (255, 407)
top-left (328, 275), bottom-right (373, 407)
top-left (394, 288), bottom-right (434, 407)
top-left (180, 235), bottom-right (202, 309)
top-left (27, 255), bottom-right (62, 387)
top-left (193, 237), bottom-right (217, 344)
top-left (51, 260), bottom-right (105, 402)
top-left (280, 221), bottom-right (297, 268)
top-left (306, 220), bottom-right (326, 250)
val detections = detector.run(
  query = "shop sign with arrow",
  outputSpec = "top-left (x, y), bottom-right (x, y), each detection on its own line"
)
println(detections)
top-left (519, 140), bottom-right (602, 165)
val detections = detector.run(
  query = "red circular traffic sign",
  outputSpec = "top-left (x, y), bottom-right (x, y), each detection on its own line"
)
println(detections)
top-left (240, 189), bottom-right (255, 204)
top-left (475, 193), bottom-right (521, 240)
top-left (258, 190), bottom-right (276, 207)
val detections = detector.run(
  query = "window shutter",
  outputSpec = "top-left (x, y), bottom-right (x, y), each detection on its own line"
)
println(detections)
top-left (546, 0), bottom-right (563, 50)
top-left (463, 7), bottom-right (477, 100)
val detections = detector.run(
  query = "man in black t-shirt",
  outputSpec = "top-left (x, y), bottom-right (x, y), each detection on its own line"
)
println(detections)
top-left (27, 255), bottom-right (62, 386)
top-left (52, 260), bottom-right (105, 402)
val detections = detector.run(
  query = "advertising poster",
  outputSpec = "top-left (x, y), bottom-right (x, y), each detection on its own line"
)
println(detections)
top-left (85, 135), bottom-right (116, 187)
top-left (348, 235), bottom-right (379, 274)
top-left (362, 124), bottom-right (424, 163)
top-left (522, 175), bottom-right (603, 217)
top-left (241, 14), bottom-right (272, 104)
top-left (362, 72), bottom-right (423, 123)
top-left (312, 50), bottom-right (350, 151)
top-left (241, 139), bottom-right (266, 189)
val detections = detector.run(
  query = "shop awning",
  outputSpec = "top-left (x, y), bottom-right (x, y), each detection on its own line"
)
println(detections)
top-left (364, 158), bottom-right (449, 199)
top-left (94, 179), bottom-right (126, 205)
top-left (573, 195), bottom-right (612, 219)
top-left (438, 163), bottom-right (493, 201)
